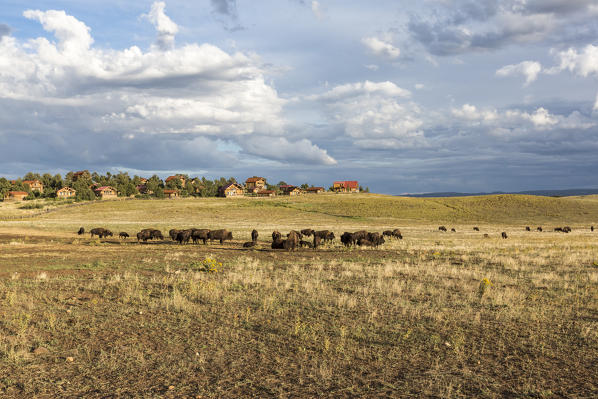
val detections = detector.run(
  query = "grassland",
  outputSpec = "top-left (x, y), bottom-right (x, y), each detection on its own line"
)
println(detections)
top-left (0, 194), bottom-right (597, 397)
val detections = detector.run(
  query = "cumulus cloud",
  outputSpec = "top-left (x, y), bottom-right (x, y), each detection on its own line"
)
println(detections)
top-left (0, 5), bottom-right (340, 170)
top-left (361, 36), bottom-right (400, 59)
top-left (311, 1), bottom-right (324, 19)
top-left (451, 104), bottom-right (497, 121)
top-left (496, 61), bottom-right (542, 85)
top-left (551, 44), bottom-right (598, 77)
top-left (241, 136), bottom-right (337, 165)
top-left (144, 1), bottom-right (178, 50)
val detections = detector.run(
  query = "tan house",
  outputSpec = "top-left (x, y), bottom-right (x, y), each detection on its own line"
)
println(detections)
top-left (139, 177), bottom-right (148, 184)
top-left (137, 184), bottom-right (153, 195)
top-left (165, 175), bottom-right (186, 186)
top-left (72, 170), bottom-right (91, 181)
top-left (219, 182), bottom-right (244, 198)
top-left (245, 176), bottom-right (266, 193)
top-left (164, 189), bottom-right (180, 199)
top-left (56, 187), bottom-right (76, 198)
top-left (3, 191), bottom-right (29, 201)
top-left (94, 186), bottom-right (118, 200)
top-left (305, 187), bottom-right (325, 194)
top-left (280, 185), bottom-right (302, 196)
top-left (257, 189), bottom-right (276, 197)
top-left (23, 180), bottom-right (44, 193)
top-left (333, 181), bottom-right (359, 193)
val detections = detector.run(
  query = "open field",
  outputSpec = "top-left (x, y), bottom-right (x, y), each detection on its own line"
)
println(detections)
top-left (1, 194), bottom-right (597, 397)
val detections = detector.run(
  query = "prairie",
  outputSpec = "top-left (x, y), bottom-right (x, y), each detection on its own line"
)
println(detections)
top-left (0, 194), bottom-right (597, 397)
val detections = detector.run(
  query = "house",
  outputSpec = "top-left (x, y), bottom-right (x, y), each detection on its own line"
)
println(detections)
top-left (305, 187), bottom-right (325, 194)
top-left (165, 175), bottom-right (186, 186)
top-left (56, 187), bottom-right (76, 199)
top-left (245, 176), bottom-right (267, 193)
top-left (3, 191), bottom-right (29, 201)
top-left (136, 184), bottom-right (154, 195)
top-left (333, 181), bottom-right (359, 193)
top-left (72, 170), bottom-right (91, 181)
top-left (23, 180), bottom-right (44, 193)
top-left (164, 189), bottom-right (180, 199)
top-left (218, 182), bottom-right (244, 198)
top-left (257, 189), bottom-right (276, 197)
top-left (139, 177), bottom-right (148, 184)
top-left (94, 186), bottom-right (118, 200)
top-left (280, 185), bottom-right (302, 196)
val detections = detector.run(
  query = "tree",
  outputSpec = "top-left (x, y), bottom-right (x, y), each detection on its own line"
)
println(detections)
top-left (72, 178), bottom-right (95, 201)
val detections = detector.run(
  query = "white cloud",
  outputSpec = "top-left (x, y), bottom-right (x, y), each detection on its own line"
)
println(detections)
top-left (551, 44), bottom-right (598, 77)
top-left (144, 1), bottom-right (179, 50)
top-left (594, 92), bottom-right (598, 111)
top-left (241, 136), bottom-right (337, 165)
top-left (361, 36), bottom-right (400, 59)
top-left (415, 83), bottom-right (425, 90)
top-left (364, 64), bottom-right (379, 71)
top-left (311, 1), bottom-right (324, 19)
top-left (312, 80), bottom-right (410, 101)
top-left (451, 104), bottom-right (497, 121)
top-left (496, 61), bottom-right (542, 85)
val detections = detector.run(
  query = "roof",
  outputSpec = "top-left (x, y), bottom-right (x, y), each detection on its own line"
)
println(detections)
top-left (246, 176), bottom-right (266, 183)
top-left (165, 175), bottom-right (184, 182)
top-left (23, 180), bottom-right (41, 185)
top-left (221, 182), bottom-right (243, 190)
top-left (57, 187), bottom-right (75, 192)
top-left (163, 189), bottom-right (179, 194)
top-left (94, 186), bottom-right (116, 192)
top-left (7, 191), bottom-right (29, 196)
top-left (334, 181), bottom-right (359, 189)
top-left (73, 170), bottom-right (89, 176)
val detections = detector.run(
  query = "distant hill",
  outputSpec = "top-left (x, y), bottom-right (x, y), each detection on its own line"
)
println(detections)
top-left (402, 188), bottom-right (598, 198)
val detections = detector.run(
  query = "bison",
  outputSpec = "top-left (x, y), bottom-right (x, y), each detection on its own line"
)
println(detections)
top-left (313, 234), bottom-right (322, 249)
top-left (191, 229), bottom-right (210, 245)
top-left (537, 227), bottom-right (543, 232)
top-left (392, 229), bottom-right (403, 239)
top-left (356, 238), bottom-right (374, 247)
top-left (340, 232), bottom-right (354, 247)
top-left (525, 226), bottom-right (531, 231)
top-left (119, 232), bottom-right (129, 239)
top-left (451, 228), bottom-right (456, 233)
top-left (169, 229), bottom-right (180, 241)
top-left (243, 241), bottom-right (257, 248)
top-left (501, 232), bottom-right (508, 239)
top-left (251, 229), bottom-right (258, 242)
top-left (554, 227), bottom-right (563, 232)
top-left (300, 229), bottom-right (315, 237)
top-left (299, 240), bottom-right (313, 248)
top-left (563, 226), bottom-right (571, 233)
top-left (271, 239), bottom-right (285, 249)
top-left (473, 227), bottom-right (480, 231)
top-left (439, 226), bottom-right (447, 232)
top-left (175, 230), bottom-right (192, 245)
top-left (591, 225), bottom-right (594, 232)
top-left (90, 228), bottom-right (111, 238)
top-left (284, 230), bottom-right (300, 251)
top-left (208, 229), bottom-right (233, 244)
top-left (77, 227), bottom-right (85, 235)
top-left (272, 230), bottom-right (282, 242)
top-left (483, 233), bottom-right (489, 238)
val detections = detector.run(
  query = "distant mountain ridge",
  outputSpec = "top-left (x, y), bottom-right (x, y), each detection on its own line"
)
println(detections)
top-left (401, 188), bottom-right (598, 198)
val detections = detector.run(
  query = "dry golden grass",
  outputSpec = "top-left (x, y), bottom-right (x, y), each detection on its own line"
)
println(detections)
top-left (0, 194), bottom-right (597, 397)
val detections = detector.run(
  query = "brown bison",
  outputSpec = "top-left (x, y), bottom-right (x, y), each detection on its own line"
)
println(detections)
top-left (591, 225), bottom-right (594, 232)
top-left (525, 226), bottom-right (531, 231)
top-left (175, 230), bottom-right (192, 244)
top-left (284, 231), bottom-right (300, 251)
top-left (169, 229), bottom-right (180, 241)
top-left (271, 239), bottom-right (285, 249)
top-left (300, 229), bottom-right (315, 237)
top-left (537, 227), bottom-right (543, 232)
top-left (191, 229), bottom-right (210, 245)
top-left (243, 241), bottom-right (257, 248)
top-left (272, 230), bottom-right (282, 241)
top-left (501, 232), bottom-right (508, 239)
top-left (451, 228), bottom-right (456, 233)
top-left (473, 227), bottom-right (479, 231)
top-left (90, 228), bottom-right (112, 238)
top-left (313, 234), bottom-right (322, 249)
top-left (299, 240), bottom-right (313, 248)
top-left (341, 232), bottom-right (354, 247)
top-left (563, 226), bottom-right (571, 233)
top-left (208, 229), bottom-right (233, 244)
top-left (439, 226), bottom-right (447, 232)
top-left (119, 232), bottom-right (129, 239)
top-left (251, 229), bottom-right (258, 242)
top-left (483, 234), bottom-right (489, 238)
top-left (77, 227), bottom-right (85, 235)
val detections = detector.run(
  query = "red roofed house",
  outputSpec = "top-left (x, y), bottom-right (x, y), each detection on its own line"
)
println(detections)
top-left (280, 185), bottom-right (302, 196)
top-left (245, 176), bottom-right (266, 193)
top-left (305, 187), bottom-right (325, 194)
top-left (94, 186), bottom-right (118, 200)
top-left (333, 181), bottom-right (359, 193)
top-left (164, 189), bottom-right (180, 199)
top-left (165, 175), bottom-right (186, 186)
top-left (56, 187), bottom-right (76, 199)
top-left (3, 191), bottom-right (29, 201)
top-left (23, 180), bottom-right (44, 193)
top-left (219, 182), bottom-right (244, 198)
top-left (72, 170), bottom-right (91, 181)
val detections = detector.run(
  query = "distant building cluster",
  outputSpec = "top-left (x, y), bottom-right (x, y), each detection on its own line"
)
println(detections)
top-left (1, 170), bottom-right (363, 202)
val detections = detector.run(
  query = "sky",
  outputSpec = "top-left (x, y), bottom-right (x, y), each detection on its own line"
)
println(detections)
top-left (0, 0), bottom-right (597, 194)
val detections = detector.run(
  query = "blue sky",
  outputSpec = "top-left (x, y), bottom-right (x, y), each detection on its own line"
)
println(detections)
top-left (1, 0), bottom-right (597, 194)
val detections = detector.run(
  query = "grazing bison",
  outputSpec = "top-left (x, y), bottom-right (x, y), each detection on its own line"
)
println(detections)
top-left (313, 235), bottom-right (322, 249)
top-left (473, 227), bottom-right (479, 231)
top-left (284, 231), bottom-right (300, 251)
top-left (537, 227), bottom-right (543, 232)
top-left (483, 234), bottom-right (490, 238)
top-left (208, 229), bottom-right (233, 244)
top-left (554, 227), bottom-right (563, 232)
top-left (175, 230), bottom-right (192, 245)
top-left (191, 229), bottom-right (210, 245)
top-left (90, 228), bottom-right (112, 238)
top-left (525, 226), bottom-right (531, 231)
top-left (451, 228), bottom-right (456, 233)
top-left (300, 229), bottom-right (315, 237)
top-left (314, 230), bottom-right (333, 243)
top-left (119, 232), bottom-right (129, 239)
top-left (439, 226), bottom-right (447, 232)
top-left (169, 229), bottom-right (180, 241)
top-left (77, 227), bottom-right (85, 235)
top-left (383, 230), bottom-right (393, 238)
top-left (357, 238), bottom-right (374, 247)
top-left (299, 240), bottom-right (313, 248)
top-left (243, 241), bottom-right (257, 248)
top-left (366, 232), bottom-right (385, 247)
top-left (501, 232), bottom-right (508, 239)
top-left (272, 230), bottom-right (282, 242)
top-left (341, 232), bottom-right (354, 247)
top-left (139, 228), bottom-right (163, 241)
top-left (352, 230), bottom-right (368, 242)
top-left (562, 226), bottom-right (571, 233)
top-left (151, 230), bottom-right (164, 240)
top-left (251, 229), bottom-right (258, 242)
top-left (392, 229), bottom-right (403, 239)
top-left (136, 230), bottom-right (152, 242)
top-left (271, 239), bottom-right (285, 249)
top-left (591, 226), bottom-right (594, 232)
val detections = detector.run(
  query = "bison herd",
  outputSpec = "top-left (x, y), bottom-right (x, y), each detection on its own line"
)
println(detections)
top-left (77, 223), bottom-right (594, 250)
